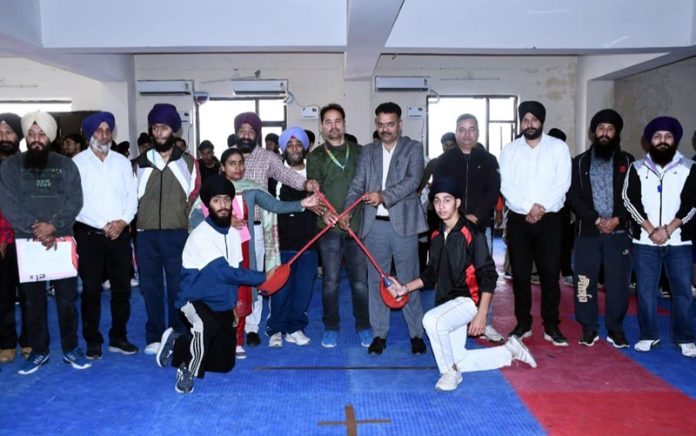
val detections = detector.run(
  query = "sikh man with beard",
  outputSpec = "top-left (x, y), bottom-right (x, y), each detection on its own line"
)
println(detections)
top-left (133, 103), bottom-right (198, 355)
top-left (623, 116), bottom-right (696, 358)
top-left (155, 175), bottom-right (271, 394)
top-left (266, 127), bottom-right (317, 348)
top-left (568, 109), bottom-right (634, 348)
top-left (73, 112), bottom-right (138, 359)
top-left (232, 112), bottom-right (320, 347)
top-left (0, 111), bottom-right (87, 375)
top-left (0, 113), bottom-right (30, 364)
top-left (500, 101), bottom-right (571, 346)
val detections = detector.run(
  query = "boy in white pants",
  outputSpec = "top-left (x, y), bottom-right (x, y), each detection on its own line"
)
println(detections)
top-left (388, 177), bottom-right (537, 391)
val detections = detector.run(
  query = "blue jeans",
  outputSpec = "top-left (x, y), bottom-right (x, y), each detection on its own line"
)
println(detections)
top-left (266, 250), bottom-right (317, 336)
top-left (137, 229), bottom-right (188, 344)
top-left (633, 243), bottom-right (695, 344)
top-left (318, 232), bottom-right (369, 332)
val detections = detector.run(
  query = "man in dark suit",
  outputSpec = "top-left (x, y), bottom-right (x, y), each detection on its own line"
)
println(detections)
top-left (344, 102), bottom-right (427, 355)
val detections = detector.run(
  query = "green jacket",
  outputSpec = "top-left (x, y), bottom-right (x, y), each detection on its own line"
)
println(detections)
top-left (134, 148), bottom-right (197, 231)
top-left (306, 142), bottom-right (362, 234)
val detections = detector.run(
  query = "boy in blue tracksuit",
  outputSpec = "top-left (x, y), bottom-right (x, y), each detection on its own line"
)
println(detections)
top-left (155, 175), bottom-right (269, 394)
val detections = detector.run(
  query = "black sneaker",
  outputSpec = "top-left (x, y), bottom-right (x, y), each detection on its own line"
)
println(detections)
top-left (578, 330), bottom-right (599, 347)
top-left (508, 325), bottom-right (532, 340)
top-left (607, 331), bottom-right (629, 348)
top-left (175, 363), bottom-right (194, 394)
top-left (410, 337), bottom-right (427, 355)
top-left (156, 328), bottom-right (177, 368)
top-left (108, 339), bottom-right (139, 355)
top-left (86, 344), bottom-right (102, 360)
top-left (246, 332), bottom-right (261, 347)
top-left (544, 327), bottom-right (569, 347)
top-left (368, 337), bottom-right (386, 355)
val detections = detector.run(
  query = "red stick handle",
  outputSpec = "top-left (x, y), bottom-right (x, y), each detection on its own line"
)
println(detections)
top-left (285, 193), bottom-right (365, 267)
top-left (316, 193), bottom-right (387, 278)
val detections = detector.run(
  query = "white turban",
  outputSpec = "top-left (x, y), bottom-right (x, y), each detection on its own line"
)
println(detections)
top-left (21, 111), bottom-right (58, 143)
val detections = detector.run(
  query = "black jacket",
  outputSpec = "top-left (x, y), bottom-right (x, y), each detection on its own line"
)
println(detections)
top-left (434, 145), bottom-right (500, 230)
top-left (568, 146), bottom-right (634, 237)
top-left (421, 216), bottom-right (498, 307)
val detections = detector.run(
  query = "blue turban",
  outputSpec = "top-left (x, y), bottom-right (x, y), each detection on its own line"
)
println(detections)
top-left (279, 127), bottom-right (309, 151)
top-left (81, 111), bottom-right (115, 140)
top-left (148, 103), bottom-right (181, 132)
top-left (643, 116), bottom-right (683, 144)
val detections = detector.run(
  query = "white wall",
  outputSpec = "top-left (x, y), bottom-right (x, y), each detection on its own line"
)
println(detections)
top-left (135, 53), bottom-right (580, 152)
top-left (615, 56), bottom-right (696, 157)
top-left (0, 57), bottom-right (132, 144)
top-left (373, 55), bottom-right (578, 151)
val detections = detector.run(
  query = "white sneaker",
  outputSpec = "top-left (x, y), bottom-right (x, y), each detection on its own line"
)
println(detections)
top-left (144, 342), bottom-right (160, 355)
top-left (285, 330), bottom-right (311, 346)
top-left (483, 325), bottom-right (504, 342)
top-left (435, 369), bottom-right (462, 392)
top-left (235, 345), bottom-right (247, 359)
top-left (130, 278), bottom-right (139, 287)
top-left (678, 342), bottom-right (696, 357)
top-left (505, 335), bottom-right (537, 368)
top-left (634, 339), bottom-right (661, 352)
top-left (268, 332), bottom-right (283, 348)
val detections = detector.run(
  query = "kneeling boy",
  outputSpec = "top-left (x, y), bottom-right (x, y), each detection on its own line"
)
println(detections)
top-left (388, 177), bottom-right (537, 392)
top-left (156, 175), bottom-right (270, 393)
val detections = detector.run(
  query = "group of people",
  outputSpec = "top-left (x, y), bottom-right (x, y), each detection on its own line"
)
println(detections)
top-left (0, 98), bottom-right (693, 394)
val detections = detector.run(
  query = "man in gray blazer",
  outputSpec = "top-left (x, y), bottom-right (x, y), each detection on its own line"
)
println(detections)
top-left (344, 102), bottom-right (427, 355)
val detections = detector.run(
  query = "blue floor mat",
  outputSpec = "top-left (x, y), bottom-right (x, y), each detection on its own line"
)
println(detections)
top-left (1, 276), bottom-right (544, 435)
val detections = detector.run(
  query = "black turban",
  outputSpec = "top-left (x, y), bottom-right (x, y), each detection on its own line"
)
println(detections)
top-left (200, 174), bottom-right (236, 208)
top-left (518, 101), bottom-right (546, 124)
top-left (547, 128), bottom-right (567, 142)
top-left (0, 113), bottom-right (23, 140)
top-left (430, 176), bottom-right (462, 201)
top-left (590, 109), bottom-right (623, 134)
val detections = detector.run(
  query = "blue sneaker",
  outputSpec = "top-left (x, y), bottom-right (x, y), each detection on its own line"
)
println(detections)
top-left (18, 352), bottom-right (50, 375)
top-left (63, 348), bottom-right (91, 370)
top-left (358, 329), bottom-right (373, 348)
top-left (321, 330), bottom-right (338, 348)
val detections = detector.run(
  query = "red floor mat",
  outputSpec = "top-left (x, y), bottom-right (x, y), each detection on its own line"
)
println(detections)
top-left (492, 276), bottom-right (696, 434)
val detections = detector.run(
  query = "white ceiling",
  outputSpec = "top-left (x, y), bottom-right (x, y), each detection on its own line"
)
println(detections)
top-left (0, 0), bottom-right (695, 81)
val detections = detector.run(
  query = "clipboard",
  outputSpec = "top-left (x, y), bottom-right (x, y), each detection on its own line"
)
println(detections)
top-left (15, 237), bottom-right (79, 283)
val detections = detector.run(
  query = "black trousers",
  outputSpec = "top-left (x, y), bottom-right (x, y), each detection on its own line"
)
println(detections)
top-left (21, 277), bottom-right (78, 354)
top-left (507, 212), bottom-right (562, 329)
top-left (172, 301), bottom-right (237, 378)
top-left (0, 243), bottom-right (29, 349)
top-left (573, 233), bottom-right (632, 334)
top-left (74, 224), bottom-right (133, 346)
top-left (560, 206), bottom-right (575, 277)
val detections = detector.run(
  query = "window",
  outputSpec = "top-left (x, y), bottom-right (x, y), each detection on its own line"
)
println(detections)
top-left (197, 98), bottom-right (286, 158)
top-left (426, 96), bottom-right (517, 160)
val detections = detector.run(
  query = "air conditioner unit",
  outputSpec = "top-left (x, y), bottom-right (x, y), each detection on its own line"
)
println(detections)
top-left (231, 80), bottom-right (287, 96)
top-left (375, 76), bottom-right (430, 92)
top-left (136, 80), bottom-right (193, 95)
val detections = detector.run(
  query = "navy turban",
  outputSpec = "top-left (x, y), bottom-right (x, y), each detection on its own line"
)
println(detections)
top-left (148, 103), bottom-right (182, 132)
top-left (643, 116), bottom-right (683, 144)
top-left (81, 111), bottom-right (115, 140)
